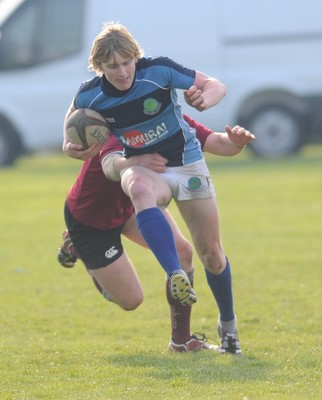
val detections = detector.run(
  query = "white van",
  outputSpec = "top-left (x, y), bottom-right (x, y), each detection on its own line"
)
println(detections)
top-left (0, 0), bottom-right (321, 165)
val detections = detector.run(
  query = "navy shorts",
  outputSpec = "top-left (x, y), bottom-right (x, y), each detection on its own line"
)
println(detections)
top-left (64, 203), bottom-right (125, 269)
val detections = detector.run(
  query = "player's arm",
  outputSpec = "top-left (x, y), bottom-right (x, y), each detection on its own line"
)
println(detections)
top-left (100, 137), bottom-right (168, 181)
top-left (102, 114), bottom-right (255, 181)
top-left (62, 100), bottom-right (102, 160)
top-left (204, 125), bottom-right (255, 155)
top-left (184, 72), bottom-right (226, 111)
top-left (183, 114), bottom-right (255, 156)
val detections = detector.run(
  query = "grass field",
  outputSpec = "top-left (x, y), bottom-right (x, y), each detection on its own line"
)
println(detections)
top-left (0, 146), bottom-right (321, 399)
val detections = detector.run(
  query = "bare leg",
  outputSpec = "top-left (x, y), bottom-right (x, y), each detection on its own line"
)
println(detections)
top-left (176, 197), bottom-right (226, 274)
top-left (177, 197), bottom-right (236, 325)
top-left (88, 251), bottom-right (144, 311)
top-left (121, 167), bottom-right (196, 306)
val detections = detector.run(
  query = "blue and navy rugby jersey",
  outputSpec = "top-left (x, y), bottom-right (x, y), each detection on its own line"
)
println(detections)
top-left (74, 56), bottom-right (203, 166)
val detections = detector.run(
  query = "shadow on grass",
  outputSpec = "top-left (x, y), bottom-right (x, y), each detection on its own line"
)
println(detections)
top-left (106, 352), bottom-right (272, 384)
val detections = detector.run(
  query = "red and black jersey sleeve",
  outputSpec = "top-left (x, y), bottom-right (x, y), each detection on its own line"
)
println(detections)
top-left (183, 114), bottom-right (212, 151)
top-left (99, 134), bottom-right (123, 161)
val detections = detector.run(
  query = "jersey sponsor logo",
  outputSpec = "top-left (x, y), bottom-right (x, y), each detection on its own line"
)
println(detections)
top-left (188, 176), bottom-right (202, 191)
top-left (120, 122), bottom-right (168, 148)
top-left (143, 98), bottom-right (161, 115)
top-left (105, 246), bottom-right (118, 259)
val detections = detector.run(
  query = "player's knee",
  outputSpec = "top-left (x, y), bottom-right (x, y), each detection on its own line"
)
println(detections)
top-left (124, 173), bottom-right (153, 202)
top-left (202, 246), bottom-right (226, 274)
top-left (205, 260), bottom-right (226, 275)
top-left (119, 293), bottom-right (144, 311)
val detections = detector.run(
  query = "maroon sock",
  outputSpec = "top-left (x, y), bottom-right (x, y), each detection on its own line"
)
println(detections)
top-left (166, 278), bottom-right (192, 344)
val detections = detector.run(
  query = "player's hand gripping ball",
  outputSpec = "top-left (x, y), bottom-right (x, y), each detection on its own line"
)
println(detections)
top-left (65, 108), bottom-right (110, 148)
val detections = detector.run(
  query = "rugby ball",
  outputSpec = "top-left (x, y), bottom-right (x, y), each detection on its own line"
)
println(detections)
top-left (65, 108), bottom-right (110, 148)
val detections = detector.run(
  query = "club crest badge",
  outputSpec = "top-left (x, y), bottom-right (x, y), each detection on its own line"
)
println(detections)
top-left (143, 98), bottom-right (161, 115)
top-left (188, 177), bottom-right (202, 191)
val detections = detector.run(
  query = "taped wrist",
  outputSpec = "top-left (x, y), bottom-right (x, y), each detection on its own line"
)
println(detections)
top-left (101, 151), bottom-right (123, 181)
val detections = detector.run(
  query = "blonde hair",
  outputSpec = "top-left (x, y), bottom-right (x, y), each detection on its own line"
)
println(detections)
top-left (88, 22), bottom-right (144, 75)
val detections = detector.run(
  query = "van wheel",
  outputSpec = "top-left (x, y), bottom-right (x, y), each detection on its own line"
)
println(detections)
top-left (0, 119), bottom-right (23, 166)
top-left (240, 104), bottom-right (306, 158)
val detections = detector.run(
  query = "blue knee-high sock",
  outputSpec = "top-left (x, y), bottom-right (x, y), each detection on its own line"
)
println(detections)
top-left (205, 257), bottom-right (235, 321)
top-left (136, 207), bottom-right (181, 275)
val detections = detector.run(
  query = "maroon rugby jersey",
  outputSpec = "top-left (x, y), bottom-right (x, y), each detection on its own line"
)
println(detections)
top-left (66, 115), bottom-right (212, 229)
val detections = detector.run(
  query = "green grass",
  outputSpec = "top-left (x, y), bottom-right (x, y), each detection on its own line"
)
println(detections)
top-left (0, 147), bottom-right (321, 399)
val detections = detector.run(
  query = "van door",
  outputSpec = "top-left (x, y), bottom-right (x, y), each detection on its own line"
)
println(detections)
top-left (0, 0), bottom-right (86, 165)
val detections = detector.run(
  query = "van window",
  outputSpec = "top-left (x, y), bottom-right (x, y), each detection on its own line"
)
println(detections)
top-left (0, 0), bottom-right (84, 70)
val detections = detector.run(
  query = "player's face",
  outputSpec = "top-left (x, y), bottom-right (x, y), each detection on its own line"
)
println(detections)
top-left (102, 52), bottom-right (136, 91)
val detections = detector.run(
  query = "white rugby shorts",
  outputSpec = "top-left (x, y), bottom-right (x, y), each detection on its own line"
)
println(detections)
top-left (161, 159), bottom-right (215, 201)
